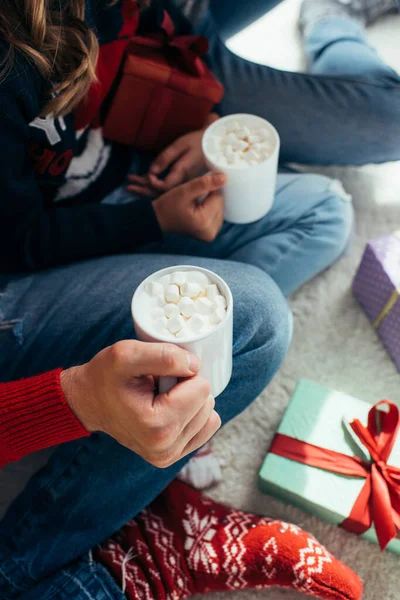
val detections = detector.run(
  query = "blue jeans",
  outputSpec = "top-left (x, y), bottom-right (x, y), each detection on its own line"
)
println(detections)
top-left (0, 5), bottom-right (397, 600)
top-left (205, 12), bottom-right (400, 166)
top-left (0, 256), bottom-right (290, 600)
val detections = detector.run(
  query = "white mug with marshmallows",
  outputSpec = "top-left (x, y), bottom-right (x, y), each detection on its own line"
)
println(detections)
top-left (202, 113), bottom-right (280, 224)
top-left (131, 265), bottom-right (233, 397)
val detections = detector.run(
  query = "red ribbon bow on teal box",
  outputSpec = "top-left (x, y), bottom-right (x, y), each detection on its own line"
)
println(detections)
top-left (259, 380), bottom-right (400, 552)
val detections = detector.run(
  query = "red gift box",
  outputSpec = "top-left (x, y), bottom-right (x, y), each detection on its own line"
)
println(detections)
top-left (103, 11), bottom-right (224, 152)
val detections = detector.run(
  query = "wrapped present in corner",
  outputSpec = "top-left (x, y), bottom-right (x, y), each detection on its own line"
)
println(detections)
top-left (103, 10), bottom-right (224, 152)
top-left (259, 380), bottom-right (400, 554)
top-left (353, 231), bottom-right (400, 371)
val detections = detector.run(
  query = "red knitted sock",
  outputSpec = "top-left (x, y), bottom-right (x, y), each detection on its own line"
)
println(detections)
top-left (96, 479), bottom-right (362, 600)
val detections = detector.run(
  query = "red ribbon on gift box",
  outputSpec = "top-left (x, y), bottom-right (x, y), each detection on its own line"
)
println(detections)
top-left (132, 10), bottom-right (209, 77)
top-left (270, 400), bottom-right (400, 550)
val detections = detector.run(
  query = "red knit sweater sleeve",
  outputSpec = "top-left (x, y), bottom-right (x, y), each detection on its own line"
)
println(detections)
top-left (0, 369), bottom-right (89, 468)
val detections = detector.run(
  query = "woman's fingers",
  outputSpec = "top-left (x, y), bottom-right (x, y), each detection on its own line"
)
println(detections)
top-left (126, 183), bottom-right (155, 197)
top-left (150, 138), bottom-right (188, 175)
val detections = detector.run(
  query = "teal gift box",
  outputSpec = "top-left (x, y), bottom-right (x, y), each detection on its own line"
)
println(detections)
top-left (259, 380), bottom-right (400, 554)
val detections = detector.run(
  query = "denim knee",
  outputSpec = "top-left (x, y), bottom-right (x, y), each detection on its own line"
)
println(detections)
top-left (311, 174), bottom-right (354, 264)
top-left (233, 264), bottom-right (292, 385)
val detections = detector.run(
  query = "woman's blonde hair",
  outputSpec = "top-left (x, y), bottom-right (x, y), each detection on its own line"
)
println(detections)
top-left (0, 0), bottom-right (149, 117)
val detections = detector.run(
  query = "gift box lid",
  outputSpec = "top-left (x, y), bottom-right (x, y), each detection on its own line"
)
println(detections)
top-left (259, 380), bottom-right (400, 549)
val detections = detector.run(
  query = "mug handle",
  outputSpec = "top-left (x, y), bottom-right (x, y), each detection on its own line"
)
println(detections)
top-left (158, 376), bottom-right (178, 394)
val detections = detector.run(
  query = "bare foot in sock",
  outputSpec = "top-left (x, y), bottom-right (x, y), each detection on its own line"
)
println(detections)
top-left (96, 479), bottom-right (363, 600)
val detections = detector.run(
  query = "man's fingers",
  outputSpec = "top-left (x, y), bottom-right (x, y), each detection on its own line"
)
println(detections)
top-left (199, 190), bottom-right (224, 214)
top-left (163, 154), bottom-right (194, 189)
top-left (181, 410), bottom-right (221, 458)
top-left (156, 376), bottom-right (212, 428)
top-left (179, 171), bottom-right (226, 203)
top-left (110, 340), bottom-right (201, 378)
top-left (191, 191), bottom-right (224, 242)
top-left (150, 138), bottom-right (187, 175)
top-left (177, 394), bottom-right (215, 444)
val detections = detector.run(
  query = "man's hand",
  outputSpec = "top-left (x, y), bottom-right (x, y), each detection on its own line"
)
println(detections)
top-left (152, 171), bottom-right (226, 242)
top-left (60, 341), bottom-right (221, 468)
top-left (127, 115), bottom-right (220, 197)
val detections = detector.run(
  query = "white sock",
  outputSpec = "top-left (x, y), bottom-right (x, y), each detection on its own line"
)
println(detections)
top-left (177, 443), bottom-right (223, 490)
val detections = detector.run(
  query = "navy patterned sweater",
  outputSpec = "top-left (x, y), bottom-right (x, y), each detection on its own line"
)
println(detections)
top-left (0, 0), bottom-right (189, 271)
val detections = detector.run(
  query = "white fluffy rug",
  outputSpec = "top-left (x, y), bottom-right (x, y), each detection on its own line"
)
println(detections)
top-left (1, 3), bottom-right (400, 600)
top-left (202, 5), bottom-right (400, 600)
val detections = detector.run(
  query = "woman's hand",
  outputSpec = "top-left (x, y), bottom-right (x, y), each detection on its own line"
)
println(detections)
top-left (61, 341), bottom-right (221, 468)
top-left (127, 114), bottom-right (220, 197)
top-left (152, 171), bottom-right (226, 242)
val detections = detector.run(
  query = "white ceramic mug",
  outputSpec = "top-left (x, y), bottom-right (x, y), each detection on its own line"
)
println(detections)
top-left (131, 265), bottom-right (233, 397)
top-left (202, 113), bottom-right (280, 224)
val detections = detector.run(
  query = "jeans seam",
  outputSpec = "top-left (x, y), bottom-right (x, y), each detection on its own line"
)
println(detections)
top-left (69, 575), bottom-right (97, 600)
top-left (92, 566), bottom-right (123, 600)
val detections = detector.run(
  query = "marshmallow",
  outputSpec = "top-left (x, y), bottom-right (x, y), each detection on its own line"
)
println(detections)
top-left (226, 132), bottom-right (238, 144)
top-left (225, 145), bottom-right (235, 159)
top-left (187, 271), bottom-right (211, 287)
top-left (215, 295), bottom-right (227, 309)
top-left (215, 125), bottom-right (227, 137)
top-left (207, 137), bottom-right (222, 154)
top-left (167, 314), bottom-right (185, 334)
top-left (181, 282), bottom-right (202, 298)
top-left (247, 149), bottom-right (260, 162)
top-left (159, 274), bottom-right (171, 286)
top-left (188, 314), bottom-right (207, 333)
top-left (176, 327), bottom-right (189, 339)
top-left (254, 142), bottom-right (271, 154)
top-left (165, 284), bottom-right (180, 303)
top-left (210, 307), bottom-right (226, 324)
top-left (143, 269), bottom-right (227, 339)
top-left (165, 303), bottom-right (179, 319)
top-left (195, 297), bottom-right (215, 315)
top-left (178, 296), bottom-right (195, 318)
top-left (146, 281), bottom-right (163, 297)
top-left (237, 126), bottom-right (250, 139)
top-left (206, 284), bottom-right (219, 302)
top-left (156, 294), bottom-right (166, 307)
top-left (158, 327), bottom-right (172, 339)
top-left (228, 153), bottom-right (240, 165)
top-left (226, 120), bottom-right (240, 133)
top-left (236, 139), bottom-right (249, 152)
top-left (151, 307), bottom-right (165, 319)
top-left (158, 328), bottom-right (174, 340)
top-left (208, 120), bottom-right (273, 169)
top-left (170, 271), bottom-right (187, 286)
top-left (217, 155), bottom-right (228, 166)
top-left (154, 316), bottom-right (168, 331)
